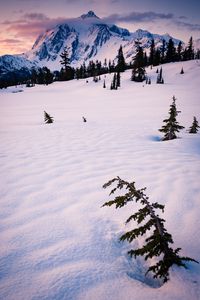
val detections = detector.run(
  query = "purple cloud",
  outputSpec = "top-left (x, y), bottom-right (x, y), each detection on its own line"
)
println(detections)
top-left (103, 11), bottom-right (174, 23)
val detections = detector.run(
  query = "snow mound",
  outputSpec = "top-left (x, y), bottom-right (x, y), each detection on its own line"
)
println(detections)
top-left (0, 60), bottom-right (199, 299)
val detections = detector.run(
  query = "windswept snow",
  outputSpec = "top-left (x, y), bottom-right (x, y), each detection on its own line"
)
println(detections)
top-left (0, 60), bottom-right (200, 300)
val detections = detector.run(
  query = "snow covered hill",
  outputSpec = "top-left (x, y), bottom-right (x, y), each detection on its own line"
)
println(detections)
top-left (0, 11), bottom-right (182, 73)
top-left (0, 60), bottom-right (200, 300)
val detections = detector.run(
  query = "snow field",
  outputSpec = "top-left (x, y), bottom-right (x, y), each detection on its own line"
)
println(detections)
top-left (0, 60), bottom-right (200, 300)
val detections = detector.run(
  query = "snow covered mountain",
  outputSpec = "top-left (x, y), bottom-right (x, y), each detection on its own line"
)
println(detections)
top-left (1, 11), bottom-right (182, 72)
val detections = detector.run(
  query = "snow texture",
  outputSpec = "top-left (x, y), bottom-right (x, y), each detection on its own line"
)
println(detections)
top-left (0, 60), bottom-right (200, 300)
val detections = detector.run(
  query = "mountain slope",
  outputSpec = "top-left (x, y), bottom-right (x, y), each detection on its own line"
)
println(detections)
top-left (0, 11), bottom-right (182, 73)
top-left (0, 60), bottom-right (199, 300)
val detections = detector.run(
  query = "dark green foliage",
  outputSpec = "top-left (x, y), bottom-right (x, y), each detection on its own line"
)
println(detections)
top-left (102, 176), bottom-right (198, 283)
top-left (149, 39), bottom-right (155, 66)
top-left (131, 41), bottom-right (146, 82)
top-left (159, 96), bottom-right (184, 140)
top-left (116, 45), bottom-right (126, 72)
top-left (110, 73), bottom-right (118, 90)
top-left (183, 37), bottom-right (194, 61)
top-left (116, 71), bottom-right (121, 87)
top-left (157, 67), bottom-right (164, 84)
top-left (44, 111), bottom-right (54, 124)
top-left (188, 116), bottom-right (200, 133)
top-left (165, 38), bottom-right (176, 63)
top-left (59, 47), bottom-right (74, 81)
top-left (60, 47), bottom-right (70, 71)
top-left (177, 41), bottom-right (183, 61)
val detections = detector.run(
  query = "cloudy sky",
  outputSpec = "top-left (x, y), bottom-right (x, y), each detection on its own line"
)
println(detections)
top-left (0, 0), bottom-right (199, 55)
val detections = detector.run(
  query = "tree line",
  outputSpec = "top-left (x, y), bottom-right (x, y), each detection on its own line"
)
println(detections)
top-left (0, 36), bottom-right (199, 89)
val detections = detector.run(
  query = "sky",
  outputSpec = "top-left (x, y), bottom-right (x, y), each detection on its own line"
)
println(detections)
top-left (0, 0), bottom-right (200, 55)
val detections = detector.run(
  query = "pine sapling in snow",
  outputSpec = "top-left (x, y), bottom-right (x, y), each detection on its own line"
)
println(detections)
top-left (188, 116), bottom-right (200, 133)
top-left (159, 96), bottom-right (184, 141)
top-left (180, 67), bottom-right (184, 74)
top-left (44, 111), bottom-right (54, 124)
top-left (157, 67), bottom-right (164, 84)
top-left (102, 176), bottom-right (198, 283)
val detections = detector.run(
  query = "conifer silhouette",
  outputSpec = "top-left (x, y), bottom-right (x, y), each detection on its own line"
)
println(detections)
top-left (44, 111), bottom-right (54, 124)
top-left (159, 96), bottom-right (184, 140)
top-left (188, 116), bottom-right (199, 133)
top-left (103, 176), bottom-right (198, 283)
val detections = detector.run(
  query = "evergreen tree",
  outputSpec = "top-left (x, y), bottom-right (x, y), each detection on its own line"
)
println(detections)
top-left (102, 176), bottom-right (198, 283)
top-left (159, 96), bottom-right (185, 140)
top-left (166, 38), bottom-right (176, 63)
top-left (43, 67), bottom-right (53, 85)
top-left (157, 67), bottom-right (164, 84)
top-left (44, 111), bottom-right (54, 124)
top-left (103, 79), bottom-right (106, 88)
top-left (149, 39), bottom-right (155, 66)
top-left (180, 67), bottom-right (184, 74)
top-left (154, 49), bottom-right (161, 66)
top-left (184, 37), bottom-right (194, 61)
top-left (131, 41), bottom-right (146, 82)
top-left (59, 47), bottom-right (74, 81)
top-left (177, 41), bottom-right (183, 61)
top-left (60, 47), bottom-right (70, 71)
top-left (116, 45), bottom-right (126, 72)
top-left (161, 39), bottom-right (166, 63)
top-left (188, 116), bottom-right (200, 133)
top-left (110, 73), bottom-right (118, 90)
top-left (116, 71), bottom-right (121, 87)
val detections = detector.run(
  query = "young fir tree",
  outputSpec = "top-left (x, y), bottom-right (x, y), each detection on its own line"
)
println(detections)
top-left (180, 67), bottom-right (184, 74)
top-left (116, 45), bottom-right (126, 72)
top-left (149, 39), bottom-right (155, 66)
top-left (59, 47), bottom-right (74, 81)
top-left (159, 96), bottom-right (185, 141)
top-left (44, 111), bottom-right (54, 124)
top-left (110, 73), bottom-right (118, 90)
top-left (131, 41), bottom-right (146, 82)
top-left (116, 71), bottom-right (121, 87)
top-left (157, 67), bottom-right (164, 84)
top-left (188, 116), bottom-right (200, 133)
top-left (60, 47), bottom-right (70, 71)
top-left (166, 38), bottom-right (176, 63)
top-left (102, 176), bottom-right (198, 283)
top-left (103, 79), bottom-right (106, 88)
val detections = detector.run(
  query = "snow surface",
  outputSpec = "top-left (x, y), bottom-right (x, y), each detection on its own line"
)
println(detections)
top-left (0, 60), bottom-right (200, 300)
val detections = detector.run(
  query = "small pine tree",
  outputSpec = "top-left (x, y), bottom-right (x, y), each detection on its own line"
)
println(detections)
top-left (131, 41), bottom-right (146, 82)
top-left (157, 67), bottom-right (164, 84)
top-left (148, 78), bottom-right (151, 84)
top-left (180, 67), bottom-right (184, 74)
top-left (116, 71), bottom-right (121, 87)
top-left (116, 45), bottom-right (126, 72)
top-left (103, 79), bottom-right (106, 88)
top-left (102, 177), bottom-right (198, 283)
top-left (44, 111), bottom-right (54, 124)
top-left (188, 116), bottom-right (200, 133)
top-left (159, 96), bottom-right (184, 140)
top-left (111, 73), bottom-right (118, 90)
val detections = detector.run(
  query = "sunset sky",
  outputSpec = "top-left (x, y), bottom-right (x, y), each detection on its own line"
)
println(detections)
top-left (0, 0), bottom-right (199, 56)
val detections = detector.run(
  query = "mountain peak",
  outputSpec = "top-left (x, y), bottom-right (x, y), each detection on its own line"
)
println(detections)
top-left (80, 11), bottom-right (99, 19)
